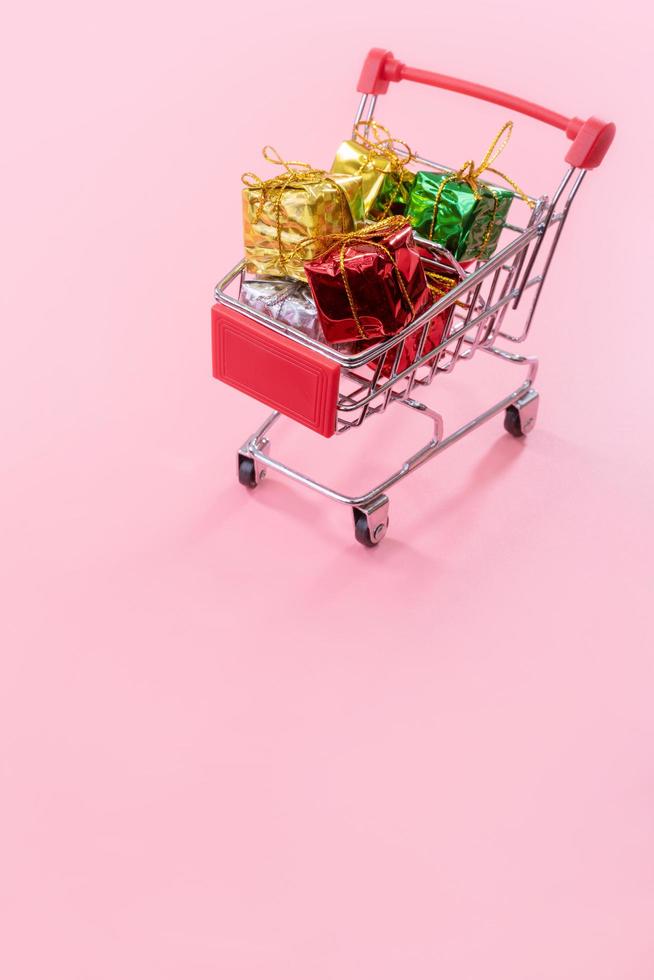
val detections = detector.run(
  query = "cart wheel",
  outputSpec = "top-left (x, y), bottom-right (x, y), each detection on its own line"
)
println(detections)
top-left (504, 389), bottom-right (539, 438)
top-left (354, 514), bottom-right (380, 547)
top-left (352, 496), bottom-right (390, 547)
top-left (238, 454), bottom-right (258, 488)
top-left (504, 405), bottom-right (524, 437)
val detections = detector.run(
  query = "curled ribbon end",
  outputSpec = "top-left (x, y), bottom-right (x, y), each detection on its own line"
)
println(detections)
top-left (241, 171), bottom-right (261, 188)
top-left (428, 121), bottom-right (532, 244)
top-left (262, 145), bottom-right (287, 169)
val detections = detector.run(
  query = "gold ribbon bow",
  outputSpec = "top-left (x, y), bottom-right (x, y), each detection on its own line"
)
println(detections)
top-left (427, 121), bottom-right (534, 258)
top-left (242, 147), bottom-right (351, 275)
top-left (352, 120), bottom-right (417, 218)
top-left (294, 214), bottom-right (415, 341)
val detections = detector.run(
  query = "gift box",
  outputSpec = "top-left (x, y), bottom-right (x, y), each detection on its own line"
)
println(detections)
top-left (242, 148), bottom-right (365, 282)
top-left (304, 216), bottom-right (431, 345)
top-left (239, 277), bottom-right (322, 340)
top-left (373, 246), bottom-right (463, 378)
top-left (407, 171), bottom-right (513, 262)
top-left (406, 122), bottom-right (532, 262)
top-left (239, 276), bottom-right (359, 355)
top-left (331, 121), bottom-right (416, 220)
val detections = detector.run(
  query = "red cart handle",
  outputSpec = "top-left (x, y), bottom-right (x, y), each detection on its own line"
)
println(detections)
top-left (358, 49), bottom-right (615, 170)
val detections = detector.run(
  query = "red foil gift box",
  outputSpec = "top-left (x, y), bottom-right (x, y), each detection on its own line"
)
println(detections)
top-left (373, 245), bottom-right (464, 378)
top-left (303, 217), bottom-right (431, 345)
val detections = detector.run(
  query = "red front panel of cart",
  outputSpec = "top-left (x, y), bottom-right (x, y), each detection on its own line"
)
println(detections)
top-left (212, 305), bottom-right (339, 438)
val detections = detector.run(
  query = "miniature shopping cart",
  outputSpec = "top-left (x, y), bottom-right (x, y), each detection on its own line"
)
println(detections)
top-left (212, 49), bottom-right (614, 546)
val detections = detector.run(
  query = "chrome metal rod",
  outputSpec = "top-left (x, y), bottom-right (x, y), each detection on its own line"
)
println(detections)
top-left (243, 375), bottom-right (534, 508)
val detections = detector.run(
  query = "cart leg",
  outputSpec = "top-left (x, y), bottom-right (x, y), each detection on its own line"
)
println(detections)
top-left (504, 388), bottom-right (539, 437)
top-left (352, 495), bottom-right (390, 548)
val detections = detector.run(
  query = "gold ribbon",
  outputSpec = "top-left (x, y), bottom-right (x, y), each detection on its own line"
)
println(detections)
top-left (425, 270), bottom-right (458, 300)
top-left (427, 121), bottom-right (534, 259)
top-left (242, 147), bottom-right (351, 275)
top-left (351, 120), bottom-right (416, 218)
top-left (293, 215), bottom-right (415, 341)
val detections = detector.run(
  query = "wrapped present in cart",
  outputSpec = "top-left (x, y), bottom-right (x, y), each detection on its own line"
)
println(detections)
top-left (211, 48), bottom-right (615, 547)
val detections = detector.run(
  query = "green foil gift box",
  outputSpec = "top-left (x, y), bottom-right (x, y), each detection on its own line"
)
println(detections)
top-left (406, 122), bottom-right (533, 262)
top-left (331, 120), bottom-right (417, 221)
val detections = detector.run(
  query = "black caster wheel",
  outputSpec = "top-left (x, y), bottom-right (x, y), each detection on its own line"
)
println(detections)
top-left (354, 514), bottom-right (378, 547)
top-left (504, 404), bottom-right (524, 438)
top-left (238, 454), bottom-right (258, 488)
top-left (353, 507), bottom-right (389, 547)
top-left (504, 390), bottom-right (539, 437)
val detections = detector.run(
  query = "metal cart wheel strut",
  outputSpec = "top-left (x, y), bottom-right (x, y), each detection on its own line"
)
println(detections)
top-left (235, 351), bottom-right (539, 546)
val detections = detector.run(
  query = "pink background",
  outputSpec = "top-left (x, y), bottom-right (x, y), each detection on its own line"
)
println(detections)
top-left (2, 2), bottom-right (652, 978)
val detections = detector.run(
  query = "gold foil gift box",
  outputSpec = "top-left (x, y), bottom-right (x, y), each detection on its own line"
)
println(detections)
top-left (331, 121), bottom-right (417, 220)
top-left (242, 148), bottom-right (365, 282)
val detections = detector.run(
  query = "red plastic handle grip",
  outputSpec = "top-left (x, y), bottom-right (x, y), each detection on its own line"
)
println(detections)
top-left (357, 49), bottom-right (615, 170)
